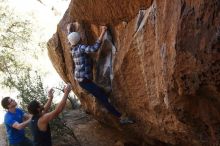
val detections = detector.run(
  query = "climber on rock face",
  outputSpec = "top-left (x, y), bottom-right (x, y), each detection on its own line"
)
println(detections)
top-left (27, 83), bottom-right (72, 146)
top-left (67, 23), bottom-right (134, 125)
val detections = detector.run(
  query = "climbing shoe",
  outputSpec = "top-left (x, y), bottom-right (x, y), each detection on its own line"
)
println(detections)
top-left (119, 116), bottom-right (135, 125)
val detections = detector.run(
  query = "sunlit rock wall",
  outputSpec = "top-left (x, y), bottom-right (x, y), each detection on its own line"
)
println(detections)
top-left (47, 0), bottom-right (220, 145)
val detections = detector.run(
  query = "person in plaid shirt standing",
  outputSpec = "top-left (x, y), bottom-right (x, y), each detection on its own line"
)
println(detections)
top-left (67, 23), bottom-right (134, 124)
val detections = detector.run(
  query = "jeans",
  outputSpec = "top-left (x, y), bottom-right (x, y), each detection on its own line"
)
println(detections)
top-left (79, 79), bottom-right (121, 117)
top-left (9, 137), bottom-right (33, 146)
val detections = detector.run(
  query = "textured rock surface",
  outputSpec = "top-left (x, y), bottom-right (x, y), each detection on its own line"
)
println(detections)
top-left (47, 0), bottom-right (220, 145)
top-left (63, 109), bottom-right (145, 146)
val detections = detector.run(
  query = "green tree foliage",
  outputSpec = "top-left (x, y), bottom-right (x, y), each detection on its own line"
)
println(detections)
top-left (0, 0), bottom-right (79, 140)
top-left (0, 0), bottom-right (47, 108)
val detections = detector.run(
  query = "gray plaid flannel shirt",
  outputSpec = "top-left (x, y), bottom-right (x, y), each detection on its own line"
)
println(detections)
top-left (71, 40), bottom-right (101, 82)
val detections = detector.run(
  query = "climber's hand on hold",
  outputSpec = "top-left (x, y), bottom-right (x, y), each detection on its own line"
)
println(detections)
top-left (67, 23), bottom-right (74, 34)
top-left (100, 26), bottom-right (107, 33)
top-left (98, 26), bottom-right (107, 41)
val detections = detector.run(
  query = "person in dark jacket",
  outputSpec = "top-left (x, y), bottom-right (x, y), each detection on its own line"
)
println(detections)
top-left (67, 23), bottom-right (134, 124)
top-left (27, 83), bottom-right (71, 146)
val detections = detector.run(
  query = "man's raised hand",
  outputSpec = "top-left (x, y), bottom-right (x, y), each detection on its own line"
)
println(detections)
top-left (64, 83), bottom-right (72, 94)
top-left (48, 88), bottom-right (54, 98)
